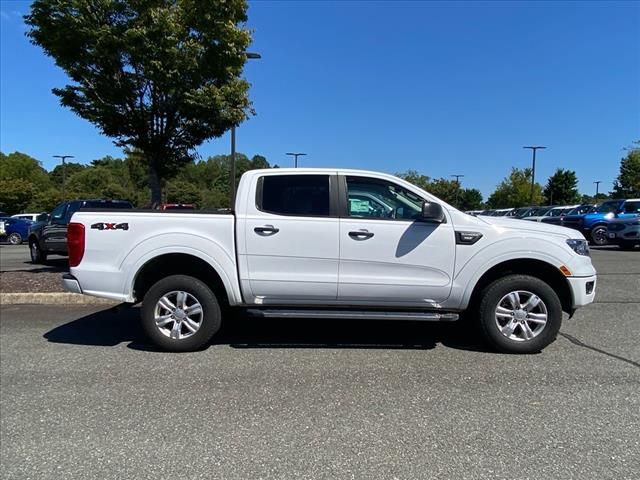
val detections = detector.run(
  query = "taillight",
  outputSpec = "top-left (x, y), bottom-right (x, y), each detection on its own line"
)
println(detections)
top-left (67, 222), bottom-right (85, 267)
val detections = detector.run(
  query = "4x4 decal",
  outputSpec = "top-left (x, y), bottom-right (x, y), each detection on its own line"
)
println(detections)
top-left (91, 222), bottom-right (129, 231)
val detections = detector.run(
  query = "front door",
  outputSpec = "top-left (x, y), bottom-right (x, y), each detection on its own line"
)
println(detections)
top-left (41, 202), bottom-right (69, 253)
top-left (338, 175), bottom-right (455, 307)
top-left (238, 173), bottom-right (340, 304)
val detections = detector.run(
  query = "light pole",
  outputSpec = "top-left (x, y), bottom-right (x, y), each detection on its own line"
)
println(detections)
top-left (286, 152), bottom-right (307, 168)
top-left (593, 180), bottom-right (602, 199)
top-left (451, 174), bottom-right (464, 207)
top-left (523, 146), bottom-right (546, 204)
top-left (53, 155), bottom-right (74, 201)
top-left (230, 52), bottom-right (261, 207)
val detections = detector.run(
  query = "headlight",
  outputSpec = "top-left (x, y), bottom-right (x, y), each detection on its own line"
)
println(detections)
top-left (566, 239), bottom-right (590, 256)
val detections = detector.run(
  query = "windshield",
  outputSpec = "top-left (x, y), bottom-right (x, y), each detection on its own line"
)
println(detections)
top-left (595, 201), bottom-right (622, 214)
top-left (522, 207), bottom-right (551, 217)
top-left (566, 205), bottom-right (593, 215)
top-left (548, 207), bottom-right (564, 216)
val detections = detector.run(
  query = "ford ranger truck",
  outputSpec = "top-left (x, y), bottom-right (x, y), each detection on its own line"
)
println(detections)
top-left (62, 169), bottom-right (597, 353)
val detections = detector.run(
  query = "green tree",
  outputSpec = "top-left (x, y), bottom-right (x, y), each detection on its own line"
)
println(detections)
top-left (427, 178), bottom-right (460, 205)
top-left (165, 179), bottom-right (203, 205)
top-left (49, 162), bottom-right (86, 188)
top-left (26, 0), bottom-right (253, 204)
top-left (396, 170), bottom-right (431, 190)
top-left (580, 193), bottom-right (608, 205)
top-left (0, 152), bottom-right (52, 213)
top-left (543, 168), bottom-right (580, 205)
top-left (0, 179), bottom-right (35, 215)
top-left (27, 187), bottom-right (65, 213)
top-left (612, 144), bottom-right (640, 198)
top-left (459, 188), bottom-right (484, 211)
top-left (488, 168), bottom-right (544, 208)
top-left (0, 151), bottom-right (50, 189)
top-left (66, 166), bottom-right (131, 201)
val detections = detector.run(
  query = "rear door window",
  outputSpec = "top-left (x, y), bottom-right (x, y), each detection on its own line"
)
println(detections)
top-left (257, 175), bottom-right (331, 217)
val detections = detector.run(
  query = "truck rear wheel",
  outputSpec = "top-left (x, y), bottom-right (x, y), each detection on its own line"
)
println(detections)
top-left (478, 275), bottom-right (562, 354)
top-left (141, 274), bottom-right (221, 352)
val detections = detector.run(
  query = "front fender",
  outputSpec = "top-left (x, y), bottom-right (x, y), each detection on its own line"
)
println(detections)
top-left (449, 237), bottom-right (574, 310)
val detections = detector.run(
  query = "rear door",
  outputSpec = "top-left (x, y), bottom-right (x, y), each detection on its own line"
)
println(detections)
top-left (337, 175), bottom-right (456, 306)
top-left (237, 173), bottom-right (340, 304)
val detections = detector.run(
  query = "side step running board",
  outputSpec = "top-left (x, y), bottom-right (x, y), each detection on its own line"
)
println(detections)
top-left (245, 309), bottom-right (459, 322)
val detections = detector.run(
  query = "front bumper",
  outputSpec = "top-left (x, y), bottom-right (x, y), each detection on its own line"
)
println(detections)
top-left (62, 273), bottom-right (83, 294)
top-left (567, 275), bottom-right (597, 308)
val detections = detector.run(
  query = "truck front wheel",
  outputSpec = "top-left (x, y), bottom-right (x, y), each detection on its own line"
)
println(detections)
top-left (141, 274), bottom-right (221, 352)
top-left (478, 275), bottom-right (562, 354)
top-left (30, 240), bottom-right (47, 264)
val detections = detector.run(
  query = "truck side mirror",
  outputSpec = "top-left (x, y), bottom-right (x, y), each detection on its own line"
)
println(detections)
top-left (421, 201), bottom-right (445, 223)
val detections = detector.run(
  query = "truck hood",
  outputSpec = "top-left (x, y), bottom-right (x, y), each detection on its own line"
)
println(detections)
top-left (477, 215), bottom-right (583, 239)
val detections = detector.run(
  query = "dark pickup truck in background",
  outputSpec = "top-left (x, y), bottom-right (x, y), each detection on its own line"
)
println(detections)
top-left (28, 199), bottom-right (132, 263)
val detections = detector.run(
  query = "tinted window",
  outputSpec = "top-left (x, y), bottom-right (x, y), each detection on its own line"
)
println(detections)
top-left (595, 200), bottom-right (623, 213)
top-left (623, 201), bottom-right (640, 213)
top-left (50, 203), bottom-right (67, 224)
top-left (259, 175), bottom-right (330, 216)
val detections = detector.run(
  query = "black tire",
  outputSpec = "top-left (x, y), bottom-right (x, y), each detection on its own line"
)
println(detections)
top-left (478, 274), bottom-right (562, 354)
top-left (8, 233), bottom-right (22, 245)
top-left (29, 240), bottom-right (47, 264)
top-left (590, 225), bottom-right (608, 246)
top-left (141, 274), bottom-right (221, 352)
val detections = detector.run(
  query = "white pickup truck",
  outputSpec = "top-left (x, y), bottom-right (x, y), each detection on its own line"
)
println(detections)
top-left (63, 168), bottom-right (597, 353)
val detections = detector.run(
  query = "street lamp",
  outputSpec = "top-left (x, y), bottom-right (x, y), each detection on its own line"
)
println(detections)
top-left (523, 146), bottom-right (546, 204)
top-left (451, 174), bottom-right (464, 206)
top-left (230, 52), bottom-right (261, 207)
top-left (593, 180), bottom-right (602, 198)
top-left (53, 155), bottom-right (74, 201)
top-left (286, 152), bottom-right (307, 168)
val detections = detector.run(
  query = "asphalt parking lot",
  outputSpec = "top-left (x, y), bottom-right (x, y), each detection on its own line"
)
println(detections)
top-left (1, 248), bottom-right (639, 479)
top-left (0, 244), bottom-right (66, 272)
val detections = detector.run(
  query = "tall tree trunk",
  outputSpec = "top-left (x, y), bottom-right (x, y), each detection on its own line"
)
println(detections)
top-left (148, 159), bottom-right (162, 207)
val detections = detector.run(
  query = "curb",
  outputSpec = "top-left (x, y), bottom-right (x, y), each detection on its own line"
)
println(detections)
top-left (0, 293), bottom-right (121, 305)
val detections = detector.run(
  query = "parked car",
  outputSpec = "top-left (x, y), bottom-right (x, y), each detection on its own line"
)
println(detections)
top-left (492, 208), bottom-right (514, 217)
top-left (542, 204), bottom-right (594, 225)
top-left (11, 212), bottom-right (47, 222)
top-left (606, 217), bottom-right (640, 250)
top-left (561, 199), bottom-right (640, 245)
top-left (64, 168), bottom-right (597, 354)
top-left (28, 199), bottom-right (133, 263)
top-left (525, 205), bottom-right (579, 223)
top-left (519, 206), bottom-right (553, 221)
top-left (160, 203), bottom-right (196, 210)
top-left (0, 217), bottom-right (32, 245)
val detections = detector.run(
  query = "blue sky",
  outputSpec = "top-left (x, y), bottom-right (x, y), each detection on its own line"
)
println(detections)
top-left (1, 1), bottom-right (639, 199)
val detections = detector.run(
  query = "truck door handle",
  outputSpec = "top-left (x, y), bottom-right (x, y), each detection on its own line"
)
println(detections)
top-left (348, 230), bottom-right (374, 239)
top-left (254, 225), bottom-right (279, 235)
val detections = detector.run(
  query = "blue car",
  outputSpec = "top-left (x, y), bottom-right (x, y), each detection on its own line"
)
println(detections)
top-left (561, 199), bottom-right (640, 245)
top-left (0, 217), bottom-right (32, 245)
